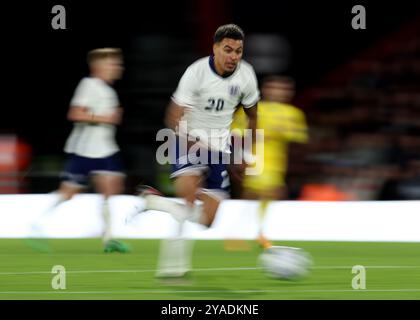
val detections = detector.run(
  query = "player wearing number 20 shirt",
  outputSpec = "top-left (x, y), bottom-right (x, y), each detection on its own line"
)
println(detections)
top-left (169, 36), bottom-right (260, 203)
top-left (137, 24), bottom-right (259, 278)
top-left (172, 54), bottom-right (260, 155)
top-left (141, 24), bottom-right (259, 236)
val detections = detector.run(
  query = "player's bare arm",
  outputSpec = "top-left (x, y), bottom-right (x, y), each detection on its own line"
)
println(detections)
top-left (244, 104), bottom-right (258, 142)
top-left (164, 100), bottom-right (185, 131)
top-left (67, 106), bottom-right (123, 125)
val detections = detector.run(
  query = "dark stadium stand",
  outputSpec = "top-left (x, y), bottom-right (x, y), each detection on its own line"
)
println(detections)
top-left (289, 17), bottom-right (420, 200)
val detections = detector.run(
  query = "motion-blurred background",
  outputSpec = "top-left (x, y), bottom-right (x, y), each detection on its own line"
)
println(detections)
top-left (2, 0), bottom-right (420, 201)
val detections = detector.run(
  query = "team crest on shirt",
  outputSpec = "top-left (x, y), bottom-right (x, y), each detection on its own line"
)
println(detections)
top-left (228, 85), bottom-right (240, 97)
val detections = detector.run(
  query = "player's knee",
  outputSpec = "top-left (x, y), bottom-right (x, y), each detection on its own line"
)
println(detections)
top-left (101, 188), bottom-right (116, 198)
top-left (97, 178), bottom-right (124, 197)
top-left (175, 184), bottom-right (196, 202)
top-left (60, 191), bottom-right (74, 201)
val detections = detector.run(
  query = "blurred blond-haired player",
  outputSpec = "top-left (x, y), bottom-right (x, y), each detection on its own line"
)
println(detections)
top-left (231, 76), bottom-right (308, 249)
top-left (29, 48), bottom-right (129, 253)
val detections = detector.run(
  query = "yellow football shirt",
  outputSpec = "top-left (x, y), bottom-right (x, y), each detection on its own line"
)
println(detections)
top-left (232, 102), bottom-right (308, 189)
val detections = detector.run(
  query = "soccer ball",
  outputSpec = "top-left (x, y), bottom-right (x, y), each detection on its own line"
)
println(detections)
top-left (258, 246), bottom-right (313, 280)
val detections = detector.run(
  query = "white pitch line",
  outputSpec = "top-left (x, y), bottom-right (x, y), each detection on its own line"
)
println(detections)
top-left (1, 265), bottom-right (420, 276)
top-left (0, 267), bottom-right (261, 275)
top-left (1, 289), bottom-right (420, 295)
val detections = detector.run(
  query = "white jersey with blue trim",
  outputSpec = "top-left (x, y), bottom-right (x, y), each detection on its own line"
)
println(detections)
top-left (64, 77), bottom-right (120, 158)
top-left (171, 56), bottom-right (260, 153)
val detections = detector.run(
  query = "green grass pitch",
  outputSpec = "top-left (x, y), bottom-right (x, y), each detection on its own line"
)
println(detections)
top-left (0, 239), bottom-right (420, 300)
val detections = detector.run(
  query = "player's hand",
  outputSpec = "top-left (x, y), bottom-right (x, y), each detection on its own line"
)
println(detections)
top-left (227, 163), bottom-right (246, 183)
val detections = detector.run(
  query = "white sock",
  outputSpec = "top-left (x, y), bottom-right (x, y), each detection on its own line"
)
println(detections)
top-left (32, 193), bottom-right (67, 231)
top-left (144, 195), bottom-right (189, 222)
top-left (156, 231), bottom-right (194, 277)
top-left (186, 203), bottom-right (207, 226)
top-left (102, 199), bottom-right (112, 243)
top-left (50, 192), bottom-right (67, 208)
top-left (144, 195), bottom-right (207, 226)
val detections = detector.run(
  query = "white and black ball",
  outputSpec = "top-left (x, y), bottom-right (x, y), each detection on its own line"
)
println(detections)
top-left (258, 246), bottom-right (313, 280)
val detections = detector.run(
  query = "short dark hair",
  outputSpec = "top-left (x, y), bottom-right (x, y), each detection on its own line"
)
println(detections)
top-left (214, 24), bottom-right (245, 43)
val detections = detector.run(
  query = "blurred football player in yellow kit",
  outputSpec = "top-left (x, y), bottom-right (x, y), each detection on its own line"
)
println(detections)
top-left (231, 76), bottom-right (308, 249)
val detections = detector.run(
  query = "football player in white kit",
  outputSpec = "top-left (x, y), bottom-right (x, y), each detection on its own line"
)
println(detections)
top-left (29, 48), bottom-right (129, 253)
top-left (136, 24), bottom-right (260, 277)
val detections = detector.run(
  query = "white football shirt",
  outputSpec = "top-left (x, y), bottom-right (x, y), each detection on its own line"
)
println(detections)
top-left (64, 77), bottom-right (120, 158)
top-left (172, 56), bottom-right (260, 153)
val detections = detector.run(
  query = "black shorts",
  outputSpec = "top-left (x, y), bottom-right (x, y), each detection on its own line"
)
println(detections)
top-left (60, 152), bottom-right (124, 187)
